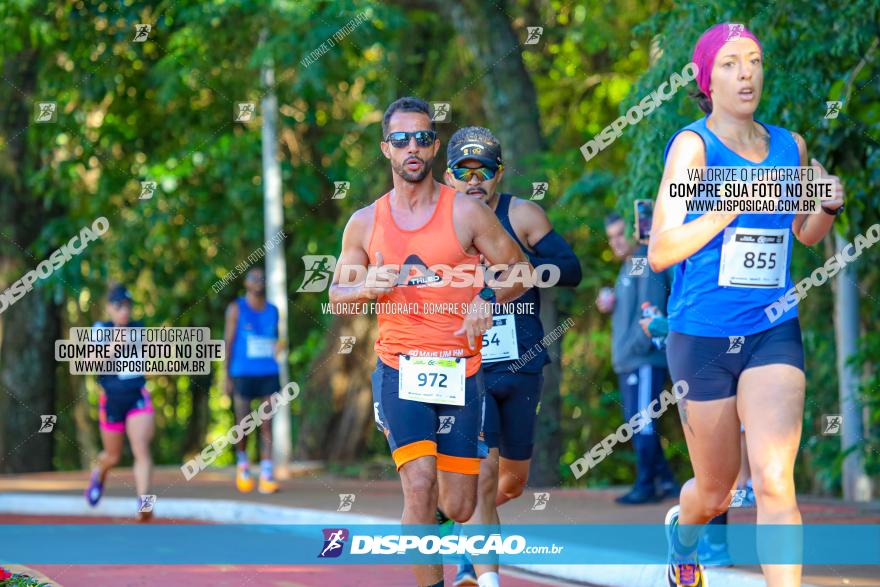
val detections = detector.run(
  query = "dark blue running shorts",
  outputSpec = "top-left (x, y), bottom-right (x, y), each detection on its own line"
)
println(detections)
top-left (371, 358), bottom-right (485, 474)
top-left (482, 370), bottom-right (544, 461)
top-left (666, 317), bottom-right (804, 402)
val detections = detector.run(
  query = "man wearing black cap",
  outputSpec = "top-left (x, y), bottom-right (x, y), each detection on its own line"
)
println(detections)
top-left (444, 127), bottom-right (582, 586)
top-left (85, 284), bottom-right (156, 521)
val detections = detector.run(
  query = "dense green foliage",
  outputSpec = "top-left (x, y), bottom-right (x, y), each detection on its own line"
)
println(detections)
top-left (0, 0), bottom-right (876, 493)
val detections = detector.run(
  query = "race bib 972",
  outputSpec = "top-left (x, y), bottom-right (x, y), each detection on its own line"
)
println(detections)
top-left (398, 355), bottom-right (466, 406)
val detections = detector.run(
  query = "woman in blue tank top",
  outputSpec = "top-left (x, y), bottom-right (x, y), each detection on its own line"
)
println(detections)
top-left (647, 23), bottom-right (846, 587)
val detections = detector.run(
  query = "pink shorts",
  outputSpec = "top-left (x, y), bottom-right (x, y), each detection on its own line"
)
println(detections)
top-left (99, 387), bottom-right (153, 432)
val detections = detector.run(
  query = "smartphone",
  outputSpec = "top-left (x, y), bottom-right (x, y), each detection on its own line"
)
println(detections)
top-left (634, 199), bottom-right (654, 243)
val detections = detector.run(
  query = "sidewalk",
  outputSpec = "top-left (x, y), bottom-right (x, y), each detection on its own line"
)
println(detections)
top-left (1, 465), bottom-right (878, 586)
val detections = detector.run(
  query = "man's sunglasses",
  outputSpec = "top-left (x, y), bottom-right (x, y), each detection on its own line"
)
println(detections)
top-left (384, 130), bottom-right (437, 148)
top-left (448, 165), bottom-right (502, 182)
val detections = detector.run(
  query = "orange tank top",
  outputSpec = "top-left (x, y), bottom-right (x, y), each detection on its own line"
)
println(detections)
top-left (367, 184), bottom-right (482, 376)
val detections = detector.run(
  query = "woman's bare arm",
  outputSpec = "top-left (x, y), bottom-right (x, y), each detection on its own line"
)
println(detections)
top-left (648, 131), bottom-right (739, 272)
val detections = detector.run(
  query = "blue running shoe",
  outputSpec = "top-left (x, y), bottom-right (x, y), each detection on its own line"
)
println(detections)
top-left (665, 505), bottom-right (707, 586)
top-left (454, 560), bottom-right (478, 586)
top-left (85, 470), bottom-right (103, 507)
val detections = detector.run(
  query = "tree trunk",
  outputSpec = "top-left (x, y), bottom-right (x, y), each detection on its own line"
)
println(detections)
top-left (0, 292), bottom-right (59, 473)
top-left (261, 46), bottom-right (293, 475)
top-left (444, 0), bottom-right (561, 486)
top-left (0, 45), bottom-right (60, 473)
top-left (445, 0), bottom-right (546, 194)
top-left (72, 374), bottom-right (97, 469)
top-left (295, 314), bottom-right (377, 461)
top-left (183, 373), bottom-right (213, 457)
top-left (529, 290), bottom-right (562, 487)
top-left (833, 232), bottom-right (871, 500)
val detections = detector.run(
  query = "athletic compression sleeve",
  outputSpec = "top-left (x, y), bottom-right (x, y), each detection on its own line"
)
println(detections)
top-left (526, 230), bottom-right (583, 287)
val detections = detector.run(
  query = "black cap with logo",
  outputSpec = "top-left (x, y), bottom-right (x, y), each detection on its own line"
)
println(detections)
top-left (446, 126), bottom-right (503, 170)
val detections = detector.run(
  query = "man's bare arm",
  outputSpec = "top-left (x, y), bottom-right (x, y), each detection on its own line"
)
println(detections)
top-left (328, 207), bottom-right (395, 308)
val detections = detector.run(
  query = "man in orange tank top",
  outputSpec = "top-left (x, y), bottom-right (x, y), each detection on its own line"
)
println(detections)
top-left (329, 97), bottom-right (533, 587)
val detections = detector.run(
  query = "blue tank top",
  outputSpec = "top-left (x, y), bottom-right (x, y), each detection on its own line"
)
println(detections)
top-left (483, 193), bottom-right (549, 374)
top-left (229, 297), bottom-right (280, 377)
top-left (94, 320), bottom-right (147, 394)
top-left (663, 116), bottom-right (799, 337)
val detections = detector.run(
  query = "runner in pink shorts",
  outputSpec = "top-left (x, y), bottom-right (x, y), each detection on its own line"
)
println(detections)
top-left (84, 284), bottom-right (156, 522)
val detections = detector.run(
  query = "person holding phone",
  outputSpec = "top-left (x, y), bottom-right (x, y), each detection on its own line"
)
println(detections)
top-left (598, 212), bottom-right (678, 505)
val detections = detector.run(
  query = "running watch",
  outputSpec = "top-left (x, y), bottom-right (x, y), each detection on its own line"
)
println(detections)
top-left (478, 287), bottom-right (497, 304)
top-left (821, 202), bottom-right (845, 216)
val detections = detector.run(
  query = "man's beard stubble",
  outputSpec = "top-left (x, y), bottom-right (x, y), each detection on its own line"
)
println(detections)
top-left (392, 154), bottom-right (434, 183)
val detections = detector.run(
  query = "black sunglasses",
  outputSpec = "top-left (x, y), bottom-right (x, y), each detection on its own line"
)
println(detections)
top-left (383, 130), bottom-right (437, 148)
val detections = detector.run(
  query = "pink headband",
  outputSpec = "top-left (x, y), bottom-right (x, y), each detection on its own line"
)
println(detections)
top-left (692, 23), bottom-right (763, 97)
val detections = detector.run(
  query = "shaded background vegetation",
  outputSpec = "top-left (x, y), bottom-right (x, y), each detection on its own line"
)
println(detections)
top-left (0, 0), bottom-right (877, 495)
